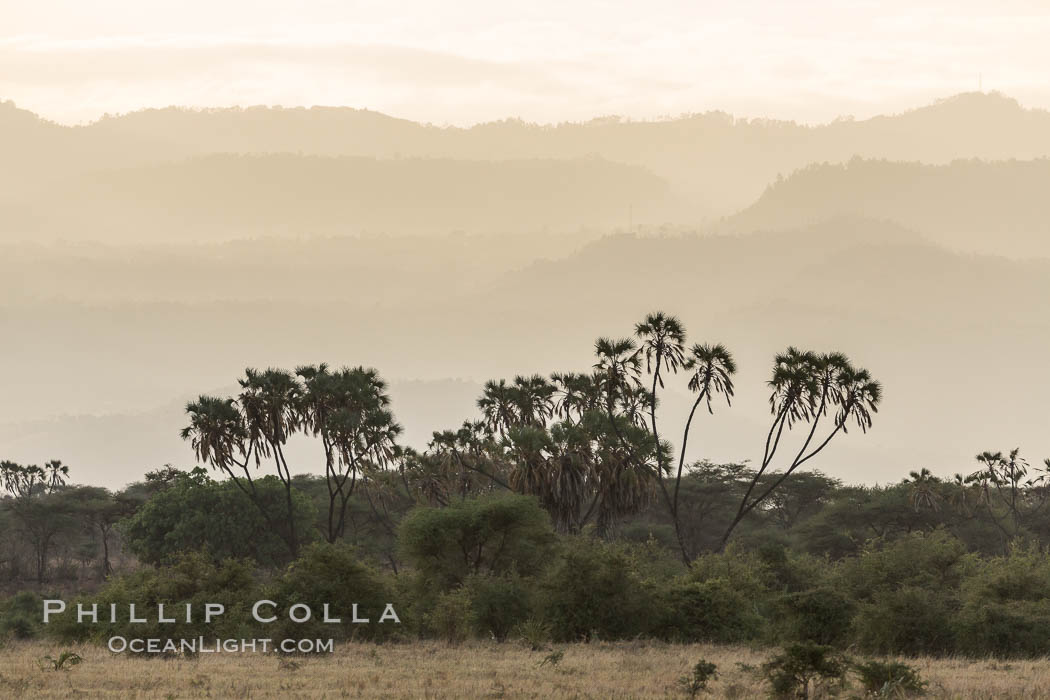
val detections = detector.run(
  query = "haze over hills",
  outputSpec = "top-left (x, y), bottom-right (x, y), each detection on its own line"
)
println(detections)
top-left (2, 92), bottom-right (1048, 488)
top-left (1, 154), bottom-right (670, 241)
top-left (728, 158), bottom-right (1050, 258)
top-left (4, 91), bottom-right (1050, 227)
top-left (0, 232), bottom-right (601, 305)
top-left (1, 219), bottom-right (1046, 487)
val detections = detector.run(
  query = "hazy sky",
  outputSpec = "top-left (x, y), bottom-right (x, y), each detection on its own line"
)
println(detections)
top-left (3, 0), bottom-right (1050, 125)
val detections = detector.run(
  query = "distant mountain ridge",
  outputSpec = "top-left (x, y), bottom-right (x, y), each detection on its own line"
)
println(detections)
top-left (727, 158), bottom-right (1050, 257)
top-left (0, 153), bottom-right (670, 241)
top-left (4, 91), bottom-right (1050, 223)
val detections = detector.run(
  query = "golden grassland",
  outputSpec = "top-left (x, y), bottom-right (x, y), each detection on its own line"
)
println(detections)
top-left (0, 640), bottom-right (1048, 699)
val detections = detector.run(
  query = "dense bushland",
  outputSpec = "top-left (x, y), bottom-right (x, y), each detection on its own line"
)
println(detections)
top-left (3, 312), bottom-right (1049, 659)
top-left (6, 492), bottom-right (1050, 659)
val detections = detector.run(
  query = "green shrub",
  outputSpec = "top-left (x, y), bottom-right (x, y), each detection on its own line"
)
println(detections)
top-left (762, 642), bottom-right (849, 699)
top-left (953, 546), bottom-right (1050, 657)
top-left (839, 532), bottom-right (967, 655)
top-left (465, 574), bottom-right (531, 642)
top-left (1, 591), bottom-right (44, 640)
top-left (44, 552), bottom-right (260, 645)
top-left (2, 613), bottom-right (36, 640)
top-left (853, 586), bottom-right (955, 655)
top-left (689, 548), bottom-right (776, 592)
top-left (538, 538), bottom-right (654, 641)
top-left (775, 587), bottom-right (854, 646)
top-left (120, 470), bottom-right (316, 567)
top-left (838, 531), bottom-right (971, 602)
top-left (268, 542), bottom-right (397, 643)
top-left (662, 577), bottom-right (766, 643)
top-left (515, 618), bottom-right (551, 650)
top-left (854, 659), bottom-right (927, 696)
top-left (398, 494), bottom-right (557, 590)
top-left (954, 600), bottom-right (1050, 658)
top-left (678, 659), bottom-right (718, 697)
top-left (656, 549), bottom-right (771, 643)
top-left (426, 587), bottom-right (474, 645)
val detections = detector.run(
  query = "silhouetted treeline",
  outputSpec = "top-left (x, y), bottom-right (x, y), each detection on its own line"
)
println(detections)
top-left (4, 448), bottom-right (1049, 585)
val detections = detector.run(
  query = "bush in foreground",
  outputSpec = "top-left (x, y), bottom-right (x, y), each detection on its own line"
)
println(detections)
top-left (854, 659), bottom-right (928, 696)
top-left (762, 642), bottom-right (849, 699)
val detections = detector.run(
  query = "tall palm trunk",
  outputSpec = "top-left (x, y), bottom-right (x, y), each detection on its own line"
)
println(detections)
top-left (649, 354), bottom-right (690, 565)
top-left (672, 389), bottom-right (709, 561)
top-left (273, 442), bottom-right (299, 557)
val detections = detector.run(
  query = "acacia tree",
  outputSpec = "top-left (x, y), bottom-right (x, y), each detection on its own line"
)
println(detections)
top-left (19, 494), bottom-right (75, 584)
top-left (67, 485), bottom-right (131, 578)
top-left (717, 348), bottom-right (881, 551)
top-left (0, 460), bottom-right (76, 584)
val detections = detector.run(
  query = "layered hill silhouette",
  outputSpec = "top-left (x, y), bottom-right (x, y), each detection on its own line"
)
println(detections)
top-left (3, 93), bottom-right (1049, 486)
top-left (728, 158), bottom-right (1050, 257)
top-left (0, 231), bottom-right (599, 305)
top-left (4, 91), bottom-right (1050, 232)
top-left (0, 154), bottom-right (669, 240)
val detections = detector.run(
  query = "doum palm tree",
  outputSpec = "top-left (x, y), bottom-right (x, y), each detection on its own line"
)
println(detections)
top-left (718, 348), bottom-right (881, 551)
top-left (42, 460), bottom-right (70, 494)
top-left (295, 364), bottom-right (402, 542)
top-left (904, 468), bottom-right (941, 512)
top-left (478, 379), bottom-right (518, 436)
top-left (237, 368), bottom-right (301, 555)
top-left (182, 389), bottom-right (299, 556)
top-left (592, 319), bottom-right (738, 562)
top-left (593, 336), bottom-right (642, 412)
top-left (672, 343), bottom-right (736, 559)
top-left (635, 313), bottom-right (688, 561)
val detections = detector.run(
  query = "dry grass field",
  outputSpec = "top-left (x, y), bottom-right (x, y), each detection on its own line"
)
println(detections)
top-left (0, 640), bottom-right (1048, 699)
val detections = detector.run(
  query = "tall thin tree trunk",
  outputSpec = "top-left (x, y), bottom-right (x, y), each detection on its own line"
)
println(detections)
top-left (99, 524), bottom-right (112, 578)
top-left (649, 355), bottom-right (690, 565)
top-left (274, 443), bottom-right (299, 557)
